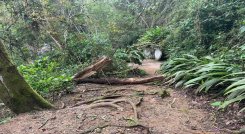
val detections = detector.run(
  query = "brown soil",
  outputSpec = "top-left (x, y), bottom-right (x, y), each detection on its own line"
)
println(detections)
top-left (0, 60), bottom-right (237, 134)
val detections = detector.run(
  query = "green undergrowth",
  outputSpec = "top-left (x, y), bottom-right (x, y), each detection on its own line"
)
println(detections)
top-left (161, 54), bottom-right (245, 111)
top-left (135, 0), bottom-right (245, 111)
top-left (18, 56), bottom-right (79, 97)
top-left (18, 46), bottom-right (145, 97)
top-left (0, 117), bottom-right (12, 125)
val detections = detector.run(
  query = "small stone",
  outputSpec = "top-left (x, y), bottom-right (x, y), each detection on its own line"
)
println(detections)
top-left (191, 125), bottom-right (197, 130)
top-left (95, 128), bottom-right (102, 133)
top-left (225, 121), bottom-right (232, 125)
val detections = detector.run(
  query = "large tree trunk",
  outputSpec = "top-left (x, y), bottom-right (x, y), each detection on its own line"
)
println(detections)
top-left (0, 41), bottom-right (53, 114)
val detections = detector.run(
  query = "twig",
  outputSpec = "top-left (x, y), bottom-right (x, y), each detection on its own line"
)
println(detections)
top-left (78, 123), bottom-right (150, 134)
top-left (60, 101), bottom-right (65, 109)
top-left (136, 97), bottom-right (143, 106)
top-left (170, 98), bottom-right (176, 108)
top-left (39, 116), bottom-right (56, 129)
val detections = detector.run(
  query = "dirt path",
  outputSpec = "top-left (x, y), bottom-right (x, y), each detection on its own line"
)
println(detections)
top-left (129, 59), bottom-right (162, 75)
top-left (0, 60), bottom-right (227, 134)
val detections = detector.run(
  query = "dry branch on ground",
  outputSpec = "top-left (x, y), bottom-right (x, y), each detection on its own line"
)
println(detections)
top-left (73, 56), bottom-right (164, 85)
top-left (73, 56), bottom-right (112, 81)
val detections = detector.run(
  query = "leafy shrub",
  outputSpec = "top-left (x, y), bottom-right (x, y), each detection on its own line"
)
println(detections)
top-left (139, 26), bottom-right (170, 44)
top-left (114, 47), bottom-right (145, 65)
top-left (161, 54), bottom-right (233, 92)
top-left (18, 57), bottom-right (74, 96)
top-left (222, 72), bottom-right (245, 110)
top-left (137, 1), bottom-right (245, 60)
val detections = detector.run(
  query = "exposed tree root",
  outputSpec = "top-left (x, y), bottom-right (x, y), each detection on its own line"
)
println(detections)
top-left (86, 102), bottom-right (124, 111)
top-left (94, 99), bottom-right (137, 119)
top-left (72, 97), bottom-right (138, 121)
top-left (72, 95), bottom-right (122, 107)
top-left (84, 98), bottom-right (138, 120)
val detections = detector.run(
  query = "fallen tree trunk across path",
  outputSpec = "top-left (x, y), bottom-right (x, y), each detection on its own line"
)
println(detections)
top-left (73, 56), bottom-right (112, 80)
top-left (75, 75), bottom-right (164, 85)
top-left (73, 56), bottom-right (164, 85)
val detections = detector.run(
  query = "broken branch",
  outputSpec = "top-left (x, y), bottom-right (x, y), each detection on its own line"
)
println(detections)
top-left (73, 56), bottom-right (112, 80)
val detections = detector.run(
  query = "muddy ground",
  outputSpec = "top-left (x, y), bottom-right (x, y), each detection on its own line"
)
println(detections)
top-left (0, 60), bottom-right (244, 134)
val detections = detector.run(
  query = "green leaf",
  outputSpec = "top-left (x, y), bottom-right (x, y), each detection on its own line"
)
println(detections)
top-left (211, 101), bottom-right (222, 107)
top-left (173, 71), bottom-right (186, 83)
top-left (225, 78), bottom-right (245, 91)
top-left (175, 80), bottom-right (186, 88)
top-left (220, 95), bottom-right (245, 109)
top-left (225, 85), bottom-right (245, 94)
top-left (184, 75), bottom-right (208, 86)
top-left (197, 78), bottom-right (221, 93)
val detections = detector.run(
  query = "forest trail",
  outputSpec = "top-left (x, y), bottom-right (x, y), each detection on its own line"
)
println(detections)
top-left (129, 59), bottom-right (162, 75)
top-left (0, 60), bottom-right (226, 134)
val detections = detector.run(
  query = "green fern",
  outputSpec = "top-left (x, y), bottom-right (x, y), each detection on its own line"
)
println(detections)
top-left (161, 54), bottom-right (245, 110)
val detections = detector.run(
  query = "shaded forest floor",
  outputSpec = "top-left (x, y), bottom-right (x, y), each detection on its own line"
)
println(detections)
top-left (0, 60), bottom-right (243, 134)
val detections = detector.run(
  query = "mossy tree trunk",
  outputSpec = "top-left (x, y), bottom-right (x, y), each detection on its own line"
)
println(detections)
top-left (0, 41), bottom-right (53, 114)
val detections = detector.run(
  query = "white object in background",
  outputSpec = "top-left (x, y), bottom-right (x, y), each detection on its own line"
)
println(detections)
top-left (154, 49), bottom-right (162, 61)
top-left (0, 75), bottom-right (3, 82)
top-left (0, 103), bottom-right (4, 107)
top-left (143, 49), bottom-right (152, 58)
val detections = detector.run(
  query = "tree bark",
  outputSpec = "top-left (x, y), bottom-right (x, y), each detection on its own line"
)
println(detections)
top-left (0, 41), bottom-right (53, 114)
top-left (73, 56), bottom-right (112, 80)
top-left (76, 76), bottom-right (164, 85)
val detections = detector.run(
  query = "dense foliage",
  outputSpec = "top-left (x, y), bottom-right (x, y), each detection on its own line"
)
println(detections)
top-left (161, 55), bottom-right (245, 110)
top-left (0, 0), bottom-right (147, 96)
top-left (136, 0), bottom-right (245, 110)
top-left (1, 0), bottom-right (245, 110)
top-left (18, 57), bottom-right (76, 96)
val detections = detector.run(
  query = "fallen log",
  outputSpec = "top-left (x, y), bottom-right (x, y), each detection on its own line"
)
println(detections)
top-left (73, 56), bottom-right (112, 80)
top-left (75, 75), bottom-right (164, 85)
